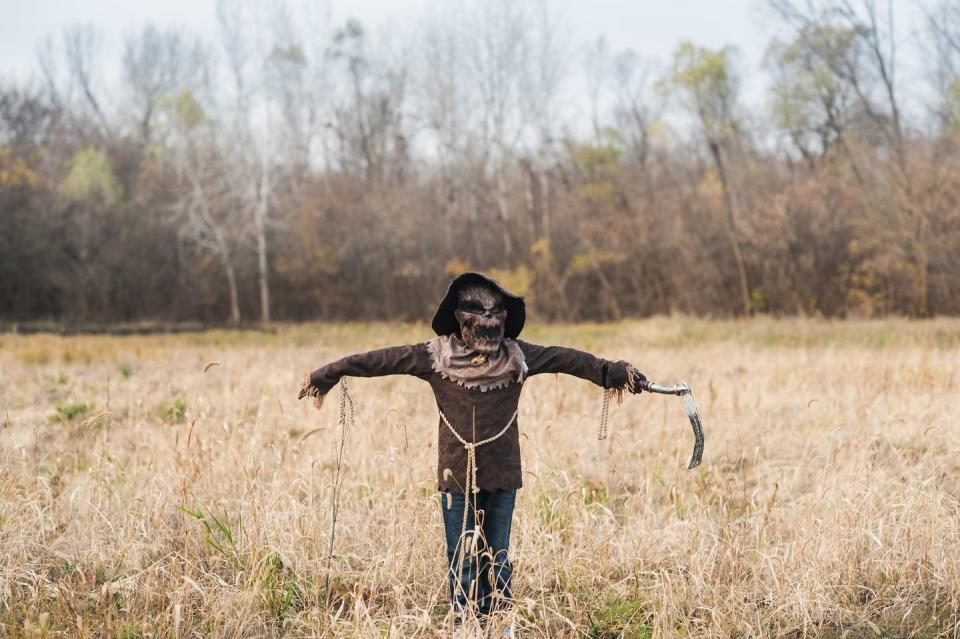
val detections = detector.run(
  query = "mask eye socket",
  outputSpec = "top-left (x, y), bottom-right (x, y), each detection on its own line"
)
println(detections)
top-left (459, 301), bottom-right (505, 315)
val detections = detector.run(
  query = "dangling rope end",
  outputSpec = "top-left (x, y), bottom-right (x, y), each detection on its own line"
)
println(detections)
top-left (598, 387), bottom-right (615, 440)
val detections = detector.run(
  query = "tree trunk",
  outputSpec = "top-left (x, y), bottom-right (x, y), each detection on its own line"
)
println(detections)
top-left (255, 159), bottom-right (271, 323)
top-left (708, 138), bottom-right (751, 316)
top-left (542, 167), bottom-right (552, 241)
top-left (521, 158), bottom-right (547, 243)
top-left (223, 251), bottom-right (241, 324)
top-left (494, 169), bottom-right (514, 261)
top-left (913, 216), bottom-right (930, 317)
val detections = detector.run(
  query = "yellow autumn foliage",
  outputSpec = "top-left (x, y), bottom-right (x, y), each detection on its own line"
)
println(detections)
top-left (0, 146), bottom-right (40, 189)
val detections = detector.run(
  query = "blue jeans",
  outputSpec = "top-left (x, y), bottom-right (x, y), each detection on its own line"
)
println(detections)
top-left (440, 489), bottom-right (517, 617)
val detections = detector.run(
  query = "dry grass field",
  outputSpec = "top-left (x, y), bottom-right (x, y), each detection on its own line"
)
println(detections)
top-left (1, 318), bottom-right (959, 638)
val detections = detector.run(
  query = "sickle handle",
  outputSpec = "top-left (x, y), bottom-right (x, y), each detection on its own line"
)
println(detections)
top-left (638, 379), bottom-right (687, 395)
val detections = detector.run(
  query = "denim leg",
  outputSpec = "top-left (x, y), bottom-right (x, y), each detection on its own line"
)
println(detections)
top-left (440, 490), bottom-right (479, 616)
top-left (441, 489), bottom-right (517, 617)
top-left (478, 489), bottom-right (516, 614)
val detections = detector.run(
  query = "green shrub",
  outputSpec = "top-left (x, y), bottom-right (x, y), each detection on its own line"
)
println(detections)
top-left (56, 402), bottom-right (89, 421)
top-left (163, 397), bottom-right (187, 422)
top-left (587, 598), bottom-right (652, 639)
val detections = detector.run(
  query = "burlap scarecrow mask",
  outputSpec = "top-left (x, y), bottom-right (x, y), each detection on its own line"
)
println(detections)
top-left (431, 272), bottom-right (525, 347)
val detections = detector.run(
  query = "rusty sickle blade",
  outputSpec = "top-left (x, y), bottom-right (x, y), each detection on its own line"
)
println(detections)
top-left (640, 380), bottom-right (705, 469)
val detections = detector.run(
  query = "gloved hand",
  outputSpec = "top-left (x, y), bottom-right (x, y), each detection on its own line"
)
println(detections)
top-left (626, 364), bottom-right (648, 394)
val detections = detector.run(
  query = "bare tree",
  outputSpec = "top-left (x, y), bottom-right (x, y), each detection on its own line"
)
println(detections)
top-left (327, 18), bottom-right (409, 189)
top-left (583, 37), bottom-right (610, 140)
top-left (151, 46), bottom-right (246, 326)
top-left (667, 42), bottom-right (752, 315)
top-left (768, 0), bottom-right (932, 314)
top-left (464, 0), bottom-right (534, 262)
top-left (417, 6), bottom-right (475, 256)
top-left (767, 0), bottom-right (904, 166)
top-left (523, 0), bottom-right (569, 245)
top-left (216, 0), bottom-right (278, 323)
top-left (926, 0), bottom-right (960, 134)
top-left (611, 49), bottom-right (661, 191)
top-left (63, 24), bottom-right (110, 132)
top-left (122, 24), bottom-right (208, 145)
top-left (765, 29), bottom-right (859, 170)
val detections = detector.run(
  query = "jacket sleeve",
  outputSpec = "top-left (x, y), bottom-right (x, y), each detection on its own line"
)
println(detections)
top-left (298, 343), bottom-right (431, 410)
top-left (515, 339), bottom-right (640, 391)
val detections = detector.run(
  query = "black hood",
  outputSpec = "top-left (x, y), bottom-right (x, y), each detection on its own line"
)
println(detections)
top-left (431, 271), bottom-right (526, 339)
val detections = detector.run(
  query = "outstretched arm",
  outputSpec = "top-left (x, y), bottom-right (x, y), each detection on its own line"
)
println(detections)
top-left (298, 343), bottom-right (431, 410)
top-left (516, 339), bottom-right (646, 396)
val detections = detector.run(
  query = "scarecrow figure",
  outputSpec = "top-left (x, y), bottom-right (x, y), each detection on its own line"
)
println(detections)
top-left (298, 271), bottom-right (648, 629)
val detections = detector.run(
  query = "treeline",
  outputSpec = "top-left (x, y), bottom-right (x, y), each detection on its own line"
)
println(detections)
top-left (2, 0), bottom-right (960, 323)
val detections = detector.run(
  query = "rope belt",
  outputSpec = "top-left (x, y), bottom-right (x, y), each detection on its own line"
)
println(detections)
top-left (438, 406), bottom-right (518, 587)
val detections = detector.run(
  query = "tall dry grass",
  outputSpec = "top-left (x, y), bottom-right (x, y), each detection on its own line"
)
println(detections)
top-left (1, 318), bottom-right (959, 638)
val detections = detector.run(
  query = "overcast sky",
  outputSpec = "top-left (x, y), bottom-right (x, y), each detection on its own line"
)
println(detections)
top-left (0, 0), bottom-right (933, 118)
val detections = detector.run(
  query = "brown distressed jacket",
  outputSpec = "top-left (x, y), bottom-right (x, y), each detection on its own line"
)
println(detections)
top-left (302, 340), bottom-right (635, 492)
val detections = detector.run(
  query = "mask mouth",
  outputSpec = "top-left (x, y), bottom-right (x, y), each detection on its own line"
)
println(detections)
top-left (473, 324), bottom-right (502, 341)
top-left (463, 318), bottom-right (504, 353)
